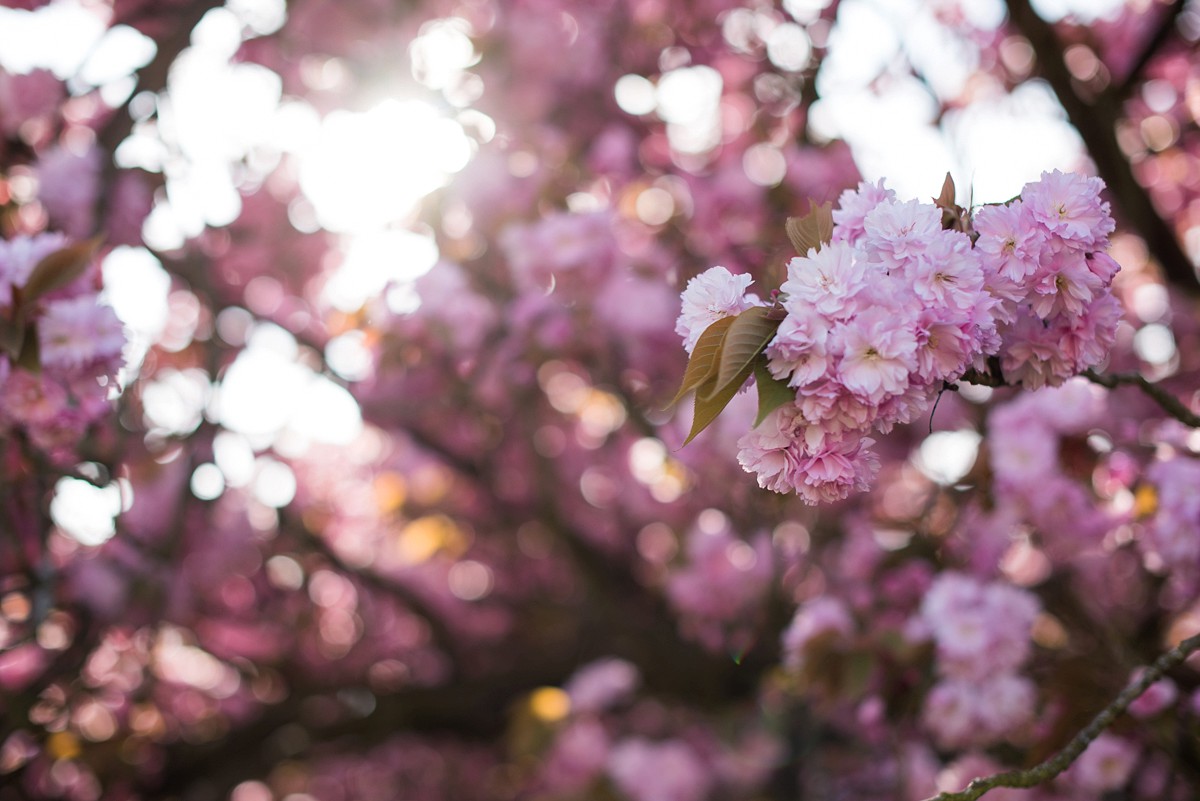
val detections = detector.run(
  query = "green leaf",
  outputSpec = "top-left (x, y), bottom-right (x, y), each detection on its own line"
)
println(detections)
top-left (15, 324), bottom-right (39, 372)
top-left (841, 650), bottom-right (875, 700)
top-left (702, 306), bottom-right (781, 401)
top-left (752, 358), bottom-right (794, 427)
top-left (785, 201), bottom-right (834, 256)
top-left (665, 315), bottom-right (735, 409)
top-left (683, 361), bottom-right (754, 446)
top-left (0, 317), bottom-right (23, 360)
top-left (20, 237), bottom-right (102, 305)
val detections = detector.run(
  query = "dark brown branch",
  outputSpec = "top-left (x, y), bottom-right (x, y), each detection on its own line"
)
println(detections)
top-left (923, 632), bottom-right (1200, 801)
top-left (1004, 0), bottom-right (1199, 294)
top-left (955, 365), bottom-right (1200, 428)
top-left (1081, 368), bottom-right (1200, 427)
top-left (278, 508), bottom-right (463, 670)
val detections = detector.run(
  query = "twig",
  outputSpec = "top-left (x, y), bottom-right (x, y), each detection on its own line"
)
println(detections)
top-left (1081, 368), bottom-right (1200, 428)
top-left (922, 632), bottom-right (1200, 801)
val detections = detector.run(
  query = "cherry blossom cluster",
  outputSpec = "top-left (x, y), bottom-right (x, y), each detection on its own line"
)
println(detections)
top-left (916, 572), bottom-right (1041, 749)
top-left (974, 170), bottom-right (1121, 389)
top-left (675, 170), bottom-right (1120, 502)
top-left (534, 657), bottom-right (779, 801)
top-left (664, 524), bottom-right (774, 653)
top-left (987, 378), bottom-right (1117, 555)
top-left (0, 233), bottom-right (126, 460)
top-left (780, 595), bottom-right (855, 671)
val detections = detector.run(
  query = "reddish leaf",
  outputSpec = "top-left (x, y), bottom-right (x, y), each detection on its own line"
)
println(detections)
top-left (785, 201), bottom-right (834, 256)
top-left (20, 237), bottom-right (102, 305)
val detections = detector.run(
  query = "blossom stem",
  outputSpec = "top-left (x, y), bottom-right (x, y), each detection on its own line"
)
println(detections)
top-left (922, 632), bottom-right (1200, 801)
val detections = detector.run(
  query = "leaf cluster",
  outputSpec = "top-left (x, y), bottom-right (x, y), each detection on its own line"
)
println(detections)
top-left (669, 202), bottom-right (836, 444)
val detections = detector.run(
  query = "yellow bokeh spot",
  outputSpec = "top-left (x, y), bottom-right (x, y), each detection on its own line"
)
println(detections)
top-left (396, 515), bottom-right (463, 564)
top-left (373, 472), bottom-right (408, 514)
top-left (1134, 484), bottom-right (1158, 519)
top-left (47, 731), bottom-right (81, 761)
top-left (529, 687), bottom-right (571, 723)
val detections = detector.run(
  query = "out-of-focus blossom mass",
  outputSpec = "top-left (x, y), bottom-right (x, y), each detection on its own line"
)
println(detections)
top-left (1, 0), bottom-right (1200, 800)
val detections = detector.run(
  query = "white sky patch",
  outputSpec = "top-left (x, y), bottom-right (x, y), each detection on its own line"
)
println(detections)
top-left (902, 7), bottom-right (977, 102)
top-left (131, 9), bottom-right (283, 245)
top-left (784, 0), bottom-right (835, 23)
top-left (298, 100), bottom-right (473, 233)
top-left (214, 324), bottom-right (363, 448)
top-left (324, 331), bottom-right (374, 382)
top-left (960, 0), bottom-right (1007, 29)
top-left (160, 54), bottom-right (282, 164)
top-left (214, 430), bottom-right (257, 488)
top-left (817, 0), bottom-right (899, 93)
top-left (226, 0), bottom-right (288, 37)
top-left (915, 430), bottom-right (982, 486)
top-left (410, 17), bottom-right (478, 91)
top-left (101, 246), bottom-right (171, 364)
top-left (813, 0), bottom-right (1085, 201)
top-left (190, 462), bottom-right (225, 501)
top-left (0, 2), bottom-right (106, 77)
top-left (615, 74), bottom-right (657, 116)
top-left (78, 25), bottom-right (156, 87)
top-left (813, 76), bottom-right (955, 198)
top-left (766, 23), bottom-right (812, 72)
top-left (253, 457), bottom-right (296, 508)
top-left (1134, 323), bottom-right (1176, 366)
top-left (656, 65), bottom-right (723, 155)
top-left (323, 230), bottom-right (438, 313)
top-left (51, 477), bottom-right (123, 546)
top-left (1030, 0), bottom-right (1127, 23)
top-left (142, 368), bottom-right (211, 436)
top-left (944, 82), bottom-right (1084, 204)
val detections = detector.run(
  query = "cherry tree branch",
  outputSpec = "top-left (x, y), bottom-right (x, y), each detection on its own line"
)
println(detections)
top-left (277, 508), bottom-right (464, 670)
top-left (954, 365), bottom-right (1200, 428)
top-left (922, 632), bottom-right (1200, 801)
top-left (1081, 368), bottom-right (1200, 427)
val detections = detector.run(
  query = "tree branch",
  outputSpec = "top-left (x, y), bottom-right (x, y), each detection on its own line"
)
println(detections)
top-left (1081, 368), bottom-right (1200, 427)
top-left (954, 366), bottom-right (1200, 428)
top-left (923, 632), bottom-right (1200, 801)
